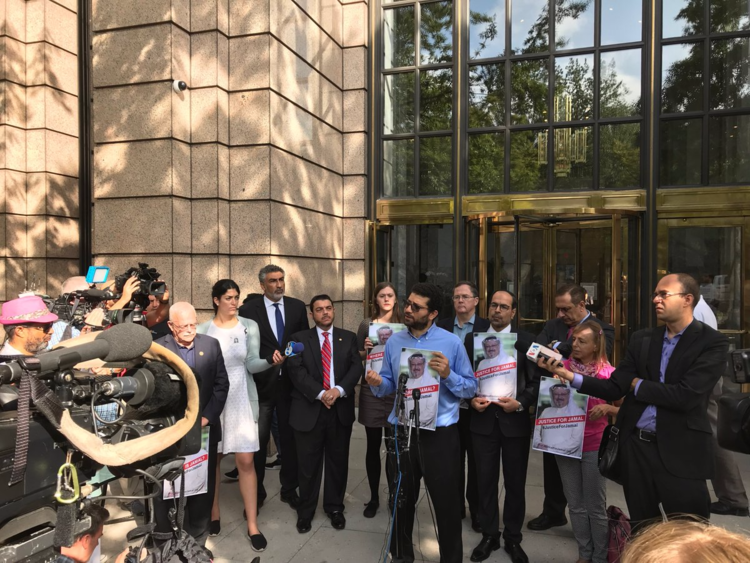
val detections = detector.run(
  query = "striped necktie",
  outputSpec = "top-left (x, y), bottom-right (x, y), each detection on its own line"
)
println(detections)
top-left (322, 331), bottom-right (331, 390)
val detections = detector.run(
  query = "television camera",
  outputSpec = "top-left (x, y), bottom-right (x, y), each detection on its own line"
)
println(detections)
top-left (0, 323), bottom-right (200, 562)
top-left (717, 349), bottom-right (750, 455)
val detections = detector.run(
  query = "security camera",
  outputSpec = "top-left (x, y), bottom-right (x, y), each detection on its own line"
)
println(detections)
top-left (172, 80), bottom-right (187, 93)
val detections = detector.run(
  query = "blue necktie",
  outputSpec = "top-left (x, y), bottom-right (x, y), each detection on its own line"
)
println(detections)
top-left (273, 303), bottom-right (284, 346)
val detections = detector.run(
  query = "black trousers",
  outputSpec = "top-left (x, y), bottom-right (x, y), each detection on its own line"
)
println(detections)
top-left (254, 398), bottom-right (274, 503)
top-left (457, 407), bottom-right (479, 518)
top-left (294, 406), bottom-right (353, 520)
top-left (542, 451), bottom-right (567, 519)
top-left (472, 426), bottom-right (530, 544)
top-left (622, 435), bottom-right (710, 532)
top-left (153, 440), bottom-right (218, 547)
top-left (276, 389), bottom-right (300, 496)
top-left (388, 424), bottom-right (463, 563)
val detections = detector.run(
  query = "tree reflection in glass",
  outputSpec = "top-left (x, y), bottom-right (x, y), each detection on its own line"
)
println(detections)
top-left (421, 1), bottom-right (453, 65)
top-left (420, 69), bottom-right (453, 131)
top-left (553, 126), bottom-right (593, 190)
top-left (420, 136), bottom-right (452, 195)
top-left (469, 63), bottom-right (504, 128)
top-left (600, 49), bottom-right (642, 117)
top-left (512, 59), bottom-right (549, 124)
top-left (469, 133), bottom-right (504, 193)
top-left (710, 0), bottom-right (750, 33)
top-left (470, 0), bottom-right (504, 59)
top-left (601, 0), bottom-right (642, 46)
top-left (510, 130), bottom-right (548, 191)
top-left (599, 123), bottom-right (640, 188)
top-left (554, 55), bottom-right (594, 122)
top-left (662, 42), bottom-right (704, 113)
top-left (660, 119), bottom-right (702, 186)
top-left (384, 139), bottom-right (415, 197)
top-left (663, 0), bottom-right (703, 38)
top-left (710, 37), bottom-right (750, 110)
top-left (383, 6), bottom-right (415, 69)
top-left (512, 0), bottom-right (548, 54)
top-left (709, 115), bottom-right (750, 184)
top-left (384, 72), bottom-right (415, 135)
top-left (555, 0), bottom-right (594, 50)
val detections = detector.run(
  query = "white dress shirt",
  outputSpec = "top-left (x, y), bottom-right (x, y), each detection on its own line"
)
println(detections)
top-left (693, 296), bottom-right (718, 330)
top-left (315, 325), bottom-right (346, 401)
top-left (487, 324), bottom-right (512, 334)
top-left (264, 295), bottom-right (284, 342)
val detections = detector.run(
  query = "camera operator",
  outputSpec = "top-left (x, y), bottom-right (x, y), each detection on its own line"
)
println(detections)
top-left (146, 282), bottom-right (171, 340)
top-left (49, 276), bottom-right (107, 347)
top-left (55, 503), bottom-right (139, 563)
top-left (0, 295), bottom-right (58, 356)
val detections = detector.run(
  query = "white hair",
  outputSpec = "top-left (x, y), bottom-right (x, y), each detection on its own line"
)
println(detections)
top-left (169, 301), bottom-right (196, 321)
top-left (61, 276), bottom-right (89, 294)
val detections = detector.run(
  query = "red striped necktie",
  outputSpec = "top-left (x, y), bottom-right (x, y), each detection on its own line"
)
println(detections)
top-left (322, 331), bottom-right (331, 390)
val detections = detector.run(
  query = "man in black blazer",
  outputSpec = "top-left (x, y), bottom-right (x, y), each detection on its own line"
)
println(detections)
top-left (467, 291), bottom-right (537, 563)
top-left (529, 283), bottom-right (615, 531)
top-left (286, 295), bottom-right (362, 534)
top-left (237, 265), bottom-right (310, 508)
top-left (154, 301), bottom-right (229, 546)
top-left (437, 280), bottom-right (487, 532)
top-left (540, 274), bottom-right (729, 529)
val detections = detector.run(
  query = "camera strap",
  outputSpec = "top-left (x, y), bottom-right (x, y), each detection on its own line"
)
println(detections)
top-left (9, 367), bottom-right (65, 486)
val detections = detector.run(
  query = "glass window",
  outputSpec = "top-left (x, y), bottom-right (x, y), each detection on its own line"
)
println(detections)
top-left (553, 126), bottom-right (593, 191)
top-left (421, 1), bottom-right (453, 65)
top-left (661, 42), bottom-right (704, 113)
top-left (419, 136), bottom-right (452, 194)
top-left (709, 114), bottom-right (750, 184)
top-left (420, 69), bottom-right (453, 131)
top-left (554, 54), bottom-right (594, 122)
top-left (659, 119), bottom-right (702, 186)
top-left (384, 139), bottom-right (415, 196)
top-left (511, 59), bottom-right (549, 125)
top-left (384, 6), bottom-right (415, 69)
top-left (599, 122), bottom-right (640, 188)
top-left (510, 129), bottom-right (548, 191)
top-left (468, 133), bottom-right (504, 193)
top-left (469, 63), bottom-right (504, 128)
top-left (710, 0), bottom-right (750, 33)
top-left (511, 0), bottom-right (548, 54)
top-left (601, 0), bottom-right (643, 46)
top-left (663, 0), bottom-right (703, 38)
top-left (555, 0), bottom-right (594, 50)
top-left (600, 49), bottom-right (642, 118)
top-left (469, 0), bottom-right (505, 59)
top-left (384, 72), bottom-right (415, 135)
top-left (710, 37), bottom-right (750, 110)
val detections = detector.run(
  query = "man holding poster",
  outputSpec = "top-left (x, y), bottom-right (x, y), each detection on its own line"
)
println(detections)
top-left (400, 351), bottom-right (440, 430)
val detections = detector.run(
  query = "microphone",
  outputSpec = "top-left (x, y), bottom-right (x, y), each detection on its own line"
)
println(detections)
top-left (0, 323), bottom-right (153, 384)
top-left (285, 341), bottom-right (305, 357)
top-left (395, 372), bottom-right (409, 415)
top-left (77, 288), bottom-right (118, 300)
top-left (99, 368), bottom-right (155, 406)
top-left (525, 342), bottom-right (564, 368)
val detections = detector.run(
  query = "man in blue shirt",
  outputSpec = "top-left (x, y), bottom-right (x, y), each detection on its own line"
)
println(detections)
top-left (538, 274), bottom-right (729, 530)
top-left (366, 283), bottom-right (476, 563)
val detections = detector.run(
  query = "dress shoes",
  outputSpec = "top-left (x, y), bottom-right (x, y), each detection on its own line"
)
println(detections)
top-left (527, 512), bottom-right (567, 530)
top-left (224, 467), bottom-right (239, 480)
top-left (470, 535), bottom-right (500, 562)
top-left (504, 541), bottom-right (529, 563)
top-left (281, 491), bottom-right (301, 509)
top-left (363, 501), bottom-right (379, 518)
top-left (710, 501), bottom-right (750, 517)
top-left (208, 520), bottom-right (220, 536)
top-left (326, 511), bottom-right (346, 530)
top-left (296, 518), bottom-right (312, 534)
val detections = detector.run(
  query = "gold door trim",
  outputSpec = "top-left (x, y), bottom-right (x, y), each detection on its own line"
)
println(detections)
top-left (657, 186), bottom-right (750, 213)
top-left (462, 190), bottom-right (646, 218)
top-left (376, 197), bottom-right (454, 224)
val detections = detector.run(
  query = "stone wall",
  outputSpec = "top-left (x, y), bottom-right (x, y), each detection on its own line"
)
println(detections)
top-left (1, 0), bottom-right (80, 300)
top-left (90, 0), bottom-right (368, 329)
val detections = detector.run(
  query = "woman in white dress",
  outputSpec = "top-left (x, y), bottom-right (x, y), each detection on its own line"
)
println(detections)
top-left (197, 279), bottom-right (269, 552)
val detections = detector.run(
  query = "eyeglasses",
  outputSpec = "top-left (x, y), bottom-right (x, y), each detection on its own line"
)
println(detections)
top-left (489, 303), bottom-right (512, 311)
top-left (22, 323), bottom-right (54, 333)
top-left (169, 322), bottom-right (197, 332)
top-left (403, 299), bottom-right (429, 313)
top-left (651, 292), bottom-right (687, 302)
top-left (452, 294), bottom-right (477, 302)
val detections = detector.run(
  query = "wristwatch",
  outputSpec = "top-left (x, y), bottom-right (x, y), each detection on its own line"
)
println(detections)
top-left (515, 403), bottom-right (524, 412)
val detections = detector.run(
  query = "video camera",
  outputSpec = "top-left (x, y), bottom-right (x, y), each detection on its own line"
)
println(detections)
top-left (0, 324), bottom-right (200, 562)
top-left (717, 349), bottom-right (750, 455)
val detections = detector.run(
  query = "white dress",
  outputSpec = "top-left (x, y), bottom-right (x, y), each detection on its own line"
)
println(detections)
top-left (206, 321), bottom-right (260, 454)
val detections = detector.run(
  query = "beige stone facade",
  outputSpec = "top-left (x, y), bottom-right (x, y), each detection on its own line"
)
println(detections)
top-left (3, 0), bottom-right (368, 329)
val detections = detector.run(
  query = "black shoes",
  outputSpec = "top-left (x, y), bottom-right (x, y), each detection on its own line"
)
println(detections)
top-left (296, 518), bottom-right (312, 534)
top-left (326, 511), bottom-right (346, 530)
top-left (527, 512), bottom-right (567, 530)
top-left (710, 501), bottom-right (750, 517)
top-left (224, 467), bottom-right (239, 480)
top-left (470, 535), bottom-right (500, 562)
top-left (505, 541), bottom-right (529, 563)
top-left (247, 530), bottom-right (267, 552)
top-left (281, 491), bottom-right (301, 509)
top-left (208, 520), bottom-right (220, 536)
top-left (265, 457), bottom-right (282, 470)
top-left (363, 501), bottom-right (379, 518)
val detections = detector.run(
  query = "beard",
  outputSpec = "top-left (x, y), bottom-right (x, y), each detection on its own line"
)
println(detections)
top-left (405, 315), bottom-right (429, 331)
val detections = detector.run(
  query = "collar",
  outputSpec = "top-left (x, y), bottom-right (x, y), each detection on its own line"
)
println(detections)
top-left (1, 342), bottom-right (26, 356)
top-left (176, 341), bottom-right (195, 350)
top-left (664, 318), bottom-right (693, 342)
top-left (407, 322), bottom-right (438, 340)
top-left (579, 311), bottom-right (591, 324)
top-left (454, 314), bottom-right (476, 328)
top-left (264, 295), bottom-right (283, 309)
top-left (316, 326), bottom-right (333, 339)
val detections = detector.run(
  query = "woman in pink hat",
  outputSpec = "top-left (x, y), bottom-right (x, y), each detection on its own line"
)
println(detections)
top-left (0, 295), bottom-right (58, 356)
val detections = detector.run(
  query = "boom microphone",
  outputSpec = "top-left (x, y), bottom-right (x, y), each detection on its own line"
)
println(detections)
top-left (285, 341), bottom-right (305, 357)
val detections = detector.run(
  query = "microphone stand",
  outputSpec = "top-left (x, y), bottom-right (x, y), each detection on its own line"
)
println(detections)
top-left (385, 373), bottom-right (410, 561)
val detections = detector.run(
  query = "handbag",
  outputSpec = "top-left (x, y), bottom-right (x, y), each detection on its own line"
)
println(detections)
top-left (598, 424), bottom-right (623, 484)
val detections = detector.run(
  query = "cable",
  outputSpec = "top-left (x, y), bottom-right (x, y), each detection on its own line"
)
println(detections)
top-left (90, 388), bottom-right (127, 426)
top-left (381, 422), bottom-right (401, 563)
top-left (94, 469), bottom-right (162, 502)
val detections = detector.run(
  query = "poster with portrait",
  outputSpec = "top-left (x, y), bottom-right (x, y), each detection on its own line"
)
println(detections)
top-left (366, 322), bottom-right (406, 374)
top-left (472, 332), bottom-right (517, 401)
top-left (397, 348), bottom-right (440, 431)
top-left (532, 377), bottom-right (589, 460)
top-left (163, 427), bottom-right (210, 499)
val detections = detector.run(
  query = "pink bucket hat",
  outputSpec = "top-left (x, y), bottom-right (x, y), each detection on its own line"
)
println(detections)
top-left (0, 295), bottom-right (58, 325)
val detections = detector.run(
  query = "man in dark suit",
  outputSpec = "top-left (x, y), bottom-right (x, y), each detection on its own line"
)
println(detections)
top-left (286, 295), bottom-right (362, 533)
top-left (437, 280), bottom-right (487, 532)
top-left (237, 264), bottom-right (309, 508)
top-left (468, 291), bottom-right (537, 563)
top-left (539, 274), bottom-right (729, 529)
top-left (528, 283), bottom-right (615, 531)
top-left (154, 301), bottom-right (229, 546)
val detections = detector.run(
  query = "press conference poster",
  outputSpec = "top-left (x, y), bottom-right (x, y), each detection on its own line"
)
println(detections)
top-left (472, 332), bottom-right (517, 401)
top-left (398, 347), bottom-right (440, 431)
top-left (532, 377), bottom-right (589, 460)
top-left (163, 427), bottom-right (210, 499)
top-left (366, 322), bottom-right (406, 374)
